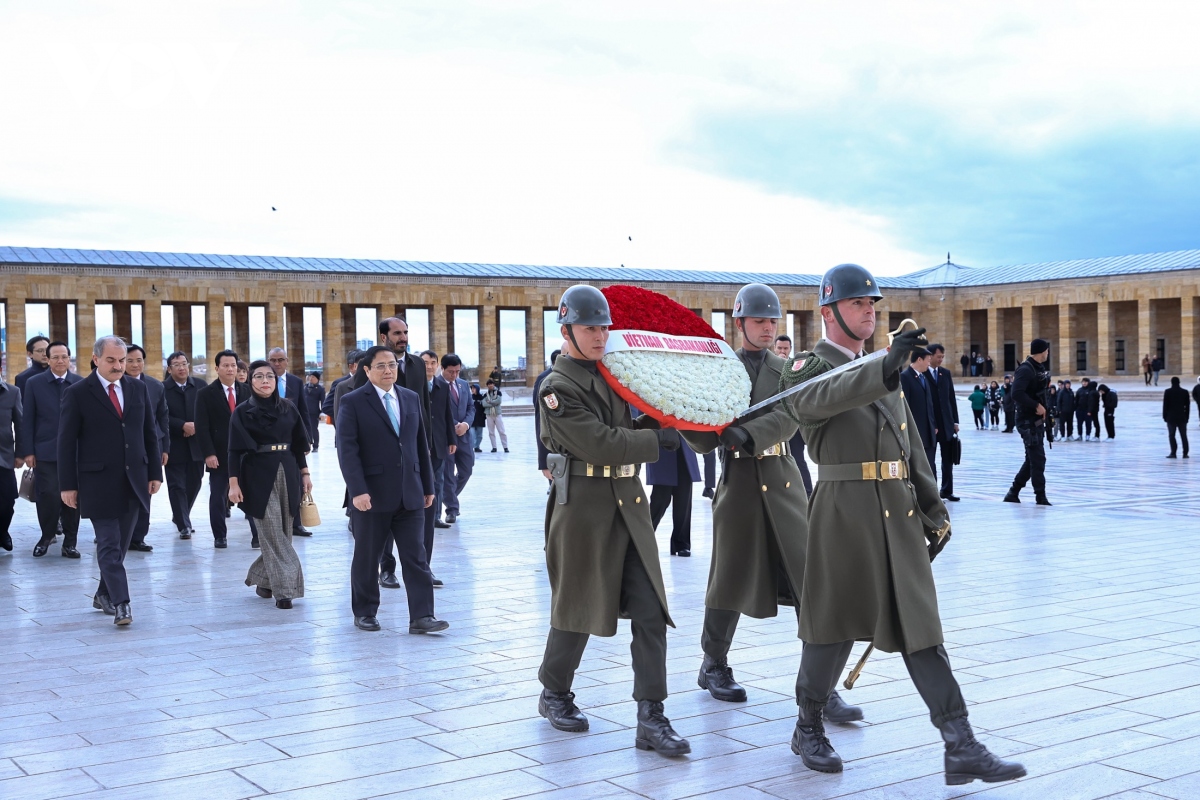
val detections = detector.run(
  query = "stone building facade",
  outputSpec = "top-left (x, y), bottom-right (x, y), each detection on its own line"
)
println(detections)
top-left (1, 247), bottom-right (1196, 385)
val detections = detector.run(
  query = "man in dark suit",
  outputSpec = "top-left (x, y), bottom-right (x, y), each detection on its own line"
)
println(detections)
top-left (163, 351), bottom-right (206, 538)
top-left (269, 347), bottom-right (313, 536)
top-left (125, 344), bottom-right (170, 552)
top-left (1164, 377), bottom-right (1191, 458)
top-left (16, 341), bottom-right (82, 557)
top-left (195, 350), bottom-right (252, 548)
top-left (899, 347), bottom-right (938, 479)
top-left (420, 351), bottom-right (456, 565)
top-left (303, 372), bottom-right (325, 451)
top-left (15, 335), bottom-right (50, 392)
top-left (336, 345), bottom-right (447, 634)
top-left (321, 350), bottom-right (359, 426)
top-left (439, 353), bottom-right (474, 525)
top-left (58, 336), bottom-right (163, 625)
top-left (645, 435), bottom-right (701, 556)
top-left (0, 375), bottom-right (22, 553)
top-left (926, 344), bottom-right (960, 501)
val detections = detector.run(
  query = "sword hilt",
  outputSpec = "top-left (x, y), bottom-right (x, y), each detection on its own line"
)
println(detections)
top-left (886, 318), bottom-right (920, 347)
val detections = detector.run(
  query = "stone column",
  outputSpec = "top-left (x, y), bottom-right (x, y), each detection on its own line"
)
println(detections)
top-left (322, 303), bottom-right (343, 387)
top-left (266, 300), bottom-right (285, 356)
top-left (480, 304), bottom-right (498, 379)
top-left (1096, 300), bottom-right (1111, 375)
top-left (285, 305), bottom-right (305, 378)
top-left (1020, 304), bottom-right (1034, 354)
top-left (986, 306), bottom-right (1002, 365)
top-left (1182, 296), bottom-right (1197, 376)
top-left (173, 305), bottom-right (193, 364)
top-left (143, 298), bottom-right (163, 375)
top-left (113, 302), bottom-right (133, 342)
top-left (1137, 296), bottom-right (1151, 371)
top-left (432, 304), bottom-right (449, 355)
top-left (49, 302), bottom-right (70, 345)
top-left (526, 304), bottom-right (544, 386)
top-left (206, 296), bottom-right (225, 374)
top-left (75, 293), bottom-right (96, 376)
top-left (5, 295), bottom-right (26, 382)
top-left (1057, 304), bottom-right (1073, 377)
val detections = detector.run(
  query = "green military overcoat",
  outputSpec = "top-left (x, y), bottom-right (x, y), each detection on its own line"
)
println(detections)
top-left (538, 357), bottom-right (673, 637)
top-left (682, 349), bottom-right (809, 625)
top-left (785, 340), bottom-right (949, 654)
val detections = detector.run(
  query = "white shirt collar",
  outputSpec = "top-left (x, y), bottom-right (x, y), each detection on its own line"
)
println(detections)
top-left (99, 374), bottom-right (122, 392)
top-left (373, 383), bottom-right (397, 404)
top-left (825, 338), bottom-right (863, 361)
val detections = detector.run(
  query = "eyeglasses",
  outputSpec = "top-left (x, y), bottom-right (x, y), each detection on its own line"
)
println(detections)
top-left (371, 362), bottom-right (399, 372)
top-left (251, 373), bottom-right (277, 382)
top-left (268, 357), bottom-right (287, 363)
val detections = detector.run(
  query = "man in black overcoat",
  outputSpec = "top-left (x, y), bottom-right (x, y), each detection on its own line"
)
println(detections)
top-left (163, 351), bottom-right (206, 538)
top-left (195, 350), bottom-right (252, 548)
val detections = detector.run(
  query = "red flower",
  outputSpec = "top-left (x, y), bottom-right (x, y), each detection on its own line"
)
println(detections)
top-left (601, 285), bottom-right (722, 340)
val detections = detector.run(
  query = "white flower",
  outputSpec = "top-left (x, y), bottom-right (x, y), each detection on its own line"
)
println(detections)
top-left (602, 350), bottom-right (751, 427)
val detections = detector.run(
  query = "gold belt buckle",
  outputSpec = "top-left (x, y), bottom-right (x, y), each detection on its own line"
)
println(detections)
top-left (586, 464), bottom-right (595, 477)
top-left (616, 464), bottom-right (635, 478)
top-left (755, 442), bottom-right (784, 460)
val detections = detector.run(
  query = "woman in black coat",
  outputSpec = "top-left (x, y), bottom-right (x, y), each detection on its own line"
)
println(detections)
top-left (470, 382), bottom-right (486, 453)
top-left (228, 360), bottom-right (312, 608)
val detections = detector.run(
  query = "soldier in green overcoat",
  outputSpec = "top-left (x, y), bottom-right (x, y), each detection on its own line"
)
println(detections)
top-left (535, 285), bottom-right (690, 757)
top-left (681, 283), bottom-right (862, 724)
top-left (781, 263), bottom-right (1026, 787)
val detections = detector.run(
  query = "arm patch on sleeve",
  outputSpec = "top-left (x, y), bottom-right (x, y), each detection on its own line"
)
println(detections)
top-left (779, 352), bottom-right (834, 429)
top-left (541, 387), bottom-right (565, 417)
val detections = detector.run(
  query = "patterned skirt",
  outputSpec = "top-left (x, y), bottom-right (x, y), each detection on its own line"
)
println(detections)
top-left (245, 464), bottom-right (305, 599)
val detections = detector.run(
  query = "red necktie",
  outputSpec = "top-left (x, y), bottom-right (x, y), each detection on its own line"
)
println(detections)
top-left (450, 381), bottom-right (459, 403)
top-left (227, 386), bottom-right (236, 413)
top-left (107, 383), bottom-right (123, 418)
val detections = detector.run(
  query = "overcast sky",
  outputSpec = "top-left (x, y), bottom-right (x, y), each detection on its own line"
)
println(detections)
top-left (2, 1), bottom-right (1197, 280)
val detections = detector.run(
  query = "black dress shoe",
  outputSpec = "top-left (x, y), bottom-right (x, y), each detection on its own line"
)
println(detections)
top-left (698, 656), bottom-right (747, 702)
top-left (1035, 493), bottom-right (1053, 506)
top-left (432, 576), bottom-right (444, 587)
top-left (445, 513), bottom-right (457, 524)
top-left (275, 598), bottom-right (293, 609)
top-left (379, 572), bottom-right (401, 589)
top-left (93, 593), bottom-right (116, 615)
top-left (251, 536), bottom-right (260, 549)
top-left (0, 531), bottom-right (12, 551)
top-left (129, 541), bottom-right (153, 552)
top-left (675, 549), bottom-right (691, 557)
top-left (294, 526), bottom-right (313, 537)
top-left (504, 448), bottom-right (509, 453)
top-left (491, 448), bottom-right (497, 453)
top-left (255, 587), bottom-right (273, 599)
top-left (792, 700), bottom-right (842, 772)
top-left (32, 539), bottom-right (50, 557)
top-left (409, 615), bottom-right (449, 634)
top-left (538, 689), bottom-right (589, 732)
top-left (114, 603), bottom-right (132, 626)
top-left (1002, 488), bottom-right (1020, 503)
top-left (702, 487), bottom-right (715, 499)
top-left (635, 700), bottom-right (690, 756)
top-left (214, 538), bottom-right (227, 549)
top-left (941, 493), bottom-right (960, 502)
top-left (473, 447), bottom-right (482, 452)
top-left (61, 546), bottom-right (81, 559)
top-left (178, 528), bottom-right (191, 540)
top-left (434, 520), bottom-right (451, 529)
top-left (940, 717), bottom-right (1025, 785)
top-left (823, 689), bottom-right (864, 723)
top-left (355, 615), bottom-right (381, 631)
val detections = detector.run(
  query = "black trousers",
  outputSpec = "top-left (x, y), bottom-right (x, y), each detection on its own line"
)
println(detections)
top-left (797, 640), bottom-right (967, 726)
top-left (1012, 425), bottom-right (1047, 493)
top-left (351, 505), bottom-right (433, 620)
top-left (649, 481), bottom-right (692, 554)
top-left (936, 436), bottom-right (954, 495)
top-left (306, 416), bottom-right (321, 449)
top-left (420, 457), bottom-right (444, 565)
top-left (92, 495), bottom-right (141, 605)
top-left (1169, 422), bottom-right (1190, 456)
top-left (922, 440), bottom-right (937, 483)
top-left (701, 606), bottom-right (743, 662)
top-left (0, 469), bottom-right (16, 537)
top-left (165, 459), bottom-right (203, 531)
top-left (34, 461), bottom-right (79, 547)
top-left (1104, 413), bottom-right (1116, 439)
top-left (1057, 414), bottom-right (1073, 439)
top-left (539, 542), bottom-right (668, 701)
top-left (1002, 406), bottom-right (1014, 431)
top-left (208, 466), bottom-right (232, 539)
top-left (1077, 411), bottom-right (1094, 438)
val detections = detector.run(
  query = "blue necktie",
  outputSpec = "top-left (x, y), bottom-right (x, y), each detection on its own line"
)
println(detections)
top-left (384, 393), bottom-right (400, 436)
top-left (278, 378), bottom-right (285, 399)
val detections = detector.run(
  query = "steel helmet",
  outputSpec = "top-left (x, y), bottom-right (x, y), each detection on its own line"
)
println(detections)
top-left (555, 285), bottom-right (612, 326)
top-left (732, 283), bottom-right (782, 319)
top-left (819, 264), bottom-right (884, 306)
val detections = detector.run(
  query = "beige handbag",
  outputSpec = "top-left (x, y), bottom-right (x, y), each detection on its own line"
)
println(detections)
top-left (18, 467), bottom-right (35, 502)
top-left (299, 491), bottom-right (321, 527)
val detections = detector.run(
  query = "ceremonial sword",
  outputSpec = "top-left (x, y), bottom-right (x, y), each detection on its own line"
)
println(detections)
top-left (734, 318), bottom-right (920, 420)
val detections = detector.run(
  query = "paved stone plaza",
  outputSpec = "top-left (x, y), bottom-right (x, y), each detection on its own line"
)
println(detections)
top-left (2, 396), bottom-right (1198, 799)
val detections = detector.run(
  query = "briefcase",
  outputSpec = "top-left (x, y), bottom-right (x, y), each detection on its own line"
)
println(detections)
top-left (951, 435), bottom-right (962, 466)
top-left (299, 491), bottom-right (321, 527)
top-left (18, 467), bottom-right (35, 502)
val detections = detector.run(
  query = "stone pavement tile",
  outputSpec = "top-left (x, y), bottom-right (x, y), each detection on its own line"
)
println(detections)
top-left (967, 763), bottom-right (1153, 800)
top-left (958, 653), bottom-right (1085, 680)
top-left (610, 742), bottom-right (819, 800)
top-left (677, 787), bottom-right (780, 800)
top-left (371, 769), bottom-right (558, 800)
top-left (235, 737), bottom-right (453, 793)
top-left (994, 705), bottom-right (1161, 747)
top-left (1139, 769), bottom-right (1200, 800)
top-left (1114, 683), bottom-right (1200, 717)
top-left (55, 769), bottom-right (265, 800)
top-left (0, 733), bottom-right (90, 760)
top-left (1131, 709), bottom-right (1200, 740)
top-left (966, 685), bottom-right (1127, 729)
top-left (1101, 792), bottom-right (1184, 800)
top-left (1078, 663), bottom-right (1200, 699)
top-left (521, 781), bottom-right (646, 799)
top-left (13, 727), bottom-right (233, 775)
top-left (1103, 735), bottom-right (1200, 780)
top-left (82, 740), bottom-right (286, 789)
top-left (0, 759), bottom-right (23, 781)
top-left (0, 768), bottom-right (101, 800)
top-left (260, 752), bottom-right (539, 800)
top-left (79, 707), bottom-right (268, 745)
top-left (527, 732), bottom-right (752, 789)
top-left (416, 715), bottom-right (628, 759)
top-left (264, 713), bottom-right (441, 757)
top-left (752, 742), bottom-right (944, 800)
top-left (1064, 649), bottom-right (1192, 678)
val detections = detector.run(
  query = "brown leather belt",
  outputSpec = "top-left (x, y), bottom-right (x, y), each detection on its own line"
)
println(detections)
top-left (818, 460), bottom-right (908, 481)
top-left (732, 441), bottom-right (789, 460)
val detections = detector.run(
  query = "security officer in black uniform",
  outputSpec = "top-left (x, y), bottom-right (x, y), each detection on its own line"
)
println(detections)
top-left (682, 283), bottom-right (862, 725)
top-left (1004, 338), bottom-right (1053, 506)
top-left (536, 285), bottom-right (690, 757)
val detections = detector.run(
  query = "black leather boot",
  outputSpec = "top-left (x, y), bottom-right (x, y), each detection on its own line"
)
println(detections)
top-left (538, 690), bottom-right (589, 732)
top-left (939, 717), bottom-right (1026, 785)
top-left (697, 656), bottom-right (747, 702)
top-left (1035, 493), bottom-right (1052, 506)
top-left (791, 699), bottom-right (842, 772)
top-left (823, 689), bottom-right (863, 723)
top-left (1002, 487), bottom-right (1020, 503)
top-left (635, 700), bottom-right (691, 756)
